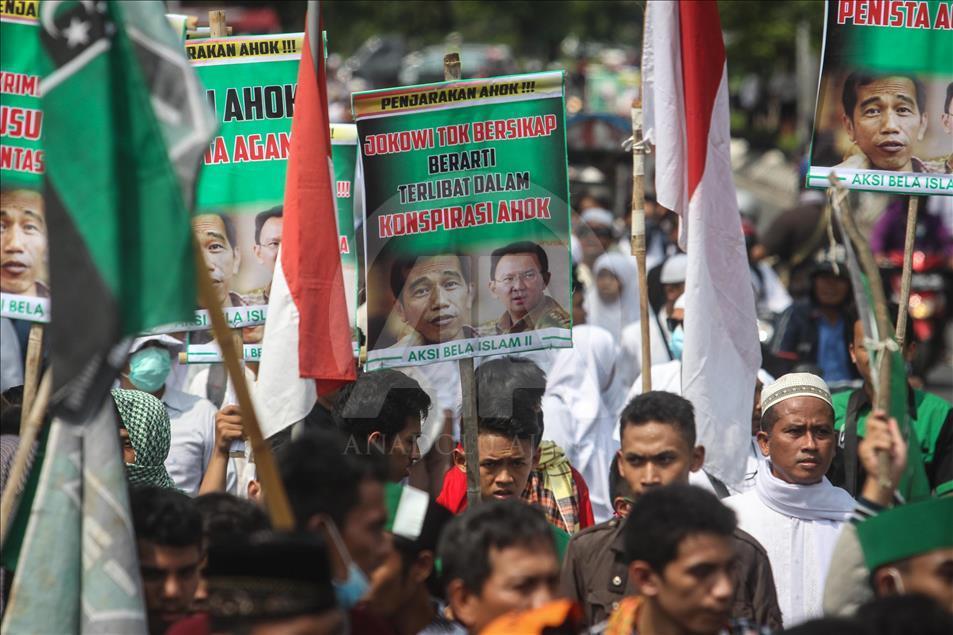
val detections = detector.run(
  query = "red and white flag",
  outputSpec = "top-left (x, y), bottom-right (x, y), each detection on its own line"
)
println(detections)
top-left (642, 0), bottom-right (761, 486)
top-left (256, 1), bottom-right (355, 438)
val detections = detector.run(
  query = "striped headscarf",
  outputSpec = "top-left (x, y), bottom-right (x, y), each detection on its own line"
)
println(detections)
top-left (111, 388), bottom-right (177, 489)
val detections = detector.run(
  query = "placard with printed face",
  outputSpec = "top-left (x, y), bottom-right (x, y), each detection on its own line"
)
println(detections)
top-left (807, 0), bottom-right (953, 195)
top-left (353, 71), bottom-right (573, 370)
top-left (1, 0), bottom-right (49, 324)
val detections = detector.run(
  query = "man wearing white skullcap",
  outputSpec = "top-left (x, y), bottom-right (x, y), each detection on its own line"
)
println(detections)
top-left (725, 372), bottom-right (855, 626)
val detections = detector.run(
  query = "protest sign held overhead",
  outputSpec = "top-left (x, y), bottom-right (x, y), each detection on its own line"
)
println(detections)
top-left (807, 0), bottom-right (953, 195)
top-left (354, 71), bottom-right (572, 370)
top-left (185, 33), bottom-right (302, 345)
top-left (1, 0), bottom-right (49, 324)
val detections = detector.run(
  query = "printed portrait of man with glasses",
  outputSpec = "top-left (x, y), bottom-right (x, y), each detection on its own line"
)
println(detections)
top-left (484, 240), bottom-right (570, 335)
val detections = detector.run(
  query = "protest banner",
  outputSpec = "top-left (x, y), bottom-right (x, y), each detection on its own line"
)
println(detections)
top-left (354, 71), bottom-right (573, 371)
top-left (185, 33), bottom-right (302, 349)
top-left (1, 0), bottom-right (49, 324)
top-left (331, 123), bottom-right (361, 354)
top-left (807, 0), bottom-right (953, 195)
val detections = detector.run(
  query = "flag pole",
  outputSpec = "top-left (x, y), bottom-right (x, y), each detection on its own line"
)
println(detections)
top-left (19, 323), bottom-right (44, 433)
top-left (894, 196), bottom-right (920, 347)
top-left (1, 370), bottom-right (51, 546)
top-left (193, 240), bottom-right (294, 529)
top-left (630, 100), bottom-right (652, 393)
top-left (443, 52), bottom-right (480, 508)
top-left (828, 177), bottom-right (891, 488)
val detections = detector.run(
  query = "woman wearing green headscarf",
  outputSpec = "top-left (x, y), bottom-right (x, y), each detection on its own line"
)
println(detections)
top-left (111, 388), bottom-right (178, 489)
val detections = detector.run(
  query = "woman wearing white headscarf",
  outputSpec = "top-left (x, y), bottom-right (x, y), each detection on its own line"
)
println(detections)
top-left (584, 252), bottom-right (640, 340)
top-left (540, 323), bottom-right (626, 522)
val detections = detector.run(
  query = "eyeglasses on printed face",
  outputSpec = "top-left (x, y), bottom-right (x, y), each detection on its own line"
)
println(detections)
top-left (495, 269), bottom-right (541, 287)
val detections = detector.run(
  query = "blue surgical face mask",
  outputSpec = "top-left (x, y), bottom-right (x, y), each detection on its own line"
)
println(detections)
top-left (669, 325), bottom-right (685, 361)
top-left (127, 346), bottom-right (172, 393)
top-left (334, 561), bottom-right (370, 610)
top-left (323, 519), bottom-right (369, 610)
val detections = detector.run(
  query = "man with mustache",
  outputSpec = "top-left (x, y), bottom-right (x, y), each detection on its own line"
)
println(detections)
top-left (1, 189), bottom-right (48, 298)
top-left (725, 372), bottom-right (855, 627)
top-left (485, 241), bottom-right (570, 335)
top-left (833, 72), bottom-right (932, 173)
top-left (388, 252), bottom-right (476, 346)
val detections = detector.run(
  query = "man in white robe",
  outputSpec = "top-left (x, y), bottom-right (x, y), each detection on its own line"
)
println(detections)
top-left (725, 372), bottom-right (855, 627)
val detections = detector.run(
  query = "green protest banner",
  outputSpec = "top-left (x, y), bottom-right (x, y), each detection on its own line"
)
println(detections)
top-left (182, 33), bottom-right (300, 358)
top-left (353, 71), bottom-right (572, 370)
top-left (807, 0), bottom-right (953, 195)
top-left (1, 0), bottom-right (50, 323)
top-left (331, 123), bottom-right (360, 354)
top-left (182, 35), bottom-right (361, 361)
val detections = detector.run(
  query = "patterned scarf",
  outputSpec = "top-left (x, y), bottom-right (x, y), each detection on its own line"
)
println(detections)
top-left (523, 441), bottom-right (580, 534)
top-left (111, 388), bottom-right (177, 489)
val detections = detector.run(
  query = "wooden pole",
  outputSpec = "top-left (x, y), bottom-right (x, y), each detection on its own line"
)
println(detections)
top-left (894, 196), bottom-right (920, 347)
top-left (194, 239), bottom-right (294, 528)
top-left (828, 178), bottom-right (891, 487)
top-left (19, 323), bottom-right (44, 433)
top-left (443, 52), bottom-right (461, 81)
top-left (443, 51), bottom-right (480, 507)
top-left (1, 370), bottom-right (51, 547)
top-left (630, 100), bottom-right (652, 393)
top-left (208, 10), bottom-right (227, 38)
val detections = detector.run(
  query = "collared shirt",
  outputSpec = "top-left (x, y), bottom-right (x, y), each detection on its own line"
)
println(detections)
top-left (162, 387), bottom-right (236, 495)
top-left (561, 518), bottom-right (782, 630)
top-left (487, 295), bottom-right (570, 334)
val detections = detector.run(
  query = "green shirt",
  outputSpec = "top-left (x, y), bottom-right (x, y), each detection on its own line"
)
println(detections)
top-left (833, 388), bottom-right (950, 465)
top-left (832, 387), bottom-right (951, 495)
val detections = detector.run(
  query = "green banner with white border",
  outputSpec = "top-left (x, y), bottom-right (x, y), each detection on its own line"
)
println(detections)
top-left (353, 71), bottom-right (573, 370)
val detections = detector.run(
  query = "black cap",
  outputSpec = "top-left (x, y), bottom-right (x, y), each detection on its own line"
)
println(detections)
top-left (206, 531), bottom-right (337, 621)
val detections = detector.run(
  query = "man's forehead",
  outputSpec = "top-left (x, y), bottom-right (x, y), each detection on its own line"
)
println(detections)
top-left (479, 432), bottom-right (531, 457)
top-left (774, 396), bottom-right (834, 422)
top-left (497, 252), bottom-right (540, 272)
top-left (1, 191), bottom-right (44, 217)
top-left (487, 543), bottom-right (558, 573)
top-left (408, 256), bottom-right (464, 280)
top-left (137, 539), bottom-right (201, 564)
top-left (857, 78), bottom-right (918, 101)
top-left (621, 421), bottom-right (691, 452)
top-left (671, 532), bottom-right (734, 567)
top-left (261, 216), bottom-right (283, 233)
top-left (193, 215), bottom-right (227, 235)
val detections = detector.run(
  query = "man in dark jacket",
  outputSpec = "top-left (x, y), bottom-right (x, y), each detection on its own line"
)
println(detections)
top-left (560, 392), bottom-right (782, 630)
top-left (768, 246), bottom-right (858, 385)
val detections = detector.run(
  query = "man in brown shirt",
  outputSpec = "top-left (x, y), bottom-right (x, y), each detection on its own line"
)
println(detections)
top-left (561, 391), bottom-right (783, 630)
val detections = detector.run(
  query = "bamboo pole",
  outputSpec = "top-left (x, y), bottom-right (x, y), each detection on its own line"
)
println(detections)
top-left (19, 323), bottom-right (44, 433)
top-left (1, 370), bottom-right (52, 547)
top-left (828, 178), bottom-right (891, 487)
top-left (630, 101), bottom-right (652, 393)
top-left (194, 239), bottom-right (294, 529)
top-left (442, 51), bottom-right (480, 508)
top-left (894, 196), bottom-right (920, 347)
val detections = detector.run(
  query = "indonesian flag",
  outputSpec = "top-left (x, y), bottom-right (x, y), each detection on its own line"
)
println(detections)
top-left (256, 1), bottom-right (355, 438)
top-left (642, 0), bottom-right (761, 486)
